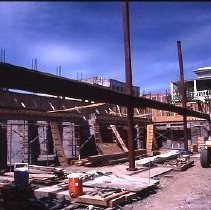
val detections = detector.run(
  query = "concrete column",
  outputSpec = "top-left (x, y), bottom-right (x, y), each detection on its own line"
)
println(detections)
top-left (194, 80), bottom-right (197, 98)
top-left (170, 83), bottom-right (174, 102)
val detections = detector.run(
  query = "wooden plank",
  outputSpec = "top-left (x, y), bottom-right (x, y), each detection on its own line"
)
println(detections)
top-left (56, 190), bottom-right (71, 200)
top-left (4, 172), bottom-right (56, 179)
top-left (135, 167), bottom-right (173, 178)
top-left (110, 125), bottom-right (128, 152)
top-left (48, 103), bottom-right (106, 113)
top-left (136, 150), bottom-right (179, 167)
top-left (108, 191), bottom-right (128, 207)
top-left (34, 185), bottom-right (64, 197)
top-left (76, 194), bottom-right (108, 206)
top-left (87, 149), bottom-right (146, 166)
top-left (153, 115), bottom-right (201, 123)
top-left (75, 190), bottom-right (128, 207)
top-left (108, 191), bottom-right (136, 207)
top-left (50, 121), bottom-right (68, 167)
top-left (56, 187), bottom-right (96, 201)
top-left (123, 192), bottom-right (137, 202)
top-left (96, 143), bottom-right (123, 155)
top-left (146, 124), bottom-right (154, 153)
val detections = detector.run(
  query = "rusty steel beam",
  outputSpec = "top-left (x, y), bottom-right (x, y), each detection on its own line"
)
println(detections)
top-left (0, 62), bottom-right (210, 121)
top-left (122, 1), bottom-right (136, 171)
top-left (177, 41), bottom-right (188, 151)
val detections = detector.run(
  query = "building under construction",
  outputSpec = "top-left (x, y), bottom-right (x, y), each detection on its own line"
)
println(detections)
top-left (0, 2), bottom-right (211, 209)
top-left (0, 62), bottom-right (210, 170)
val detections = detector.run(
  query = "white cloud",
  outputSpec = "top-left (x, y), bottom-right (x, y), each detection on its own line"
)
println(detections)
top-left (31, 42), bottom-right (95, 65)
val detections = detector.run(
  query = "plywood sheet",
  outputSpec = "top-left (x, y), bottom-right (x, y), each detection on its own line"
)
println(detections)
top-left (83, 174), bottom-right (158, 192)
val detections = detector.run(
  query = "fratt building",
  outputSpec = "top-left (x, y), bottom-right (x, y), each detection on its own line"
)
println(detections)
top-left (81, 77), bottom-right (140, 97)
top-left (170, 67), bottom-right (211, 105)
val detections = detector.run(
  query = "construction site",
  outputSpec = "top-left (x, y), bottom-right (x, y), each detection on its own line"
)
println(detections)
top-left (0, 2), bottom-right (211, 210)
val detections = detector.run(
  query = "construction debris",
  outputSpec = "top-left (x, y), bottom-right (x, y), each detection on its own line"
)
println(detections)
top-left (0, 149), bottom-right (197, 209)
top-left (166, 154), bottom-right (194, 171)
top-left (86, 149), bottom-right (146, 166)
top-left (33, 171), bottom-right (159, 208)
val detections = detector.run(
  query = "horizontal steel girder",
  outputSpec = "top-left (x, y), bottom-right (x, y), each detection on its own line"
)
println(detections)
top-left (0, 62), bottom-right (210, 121)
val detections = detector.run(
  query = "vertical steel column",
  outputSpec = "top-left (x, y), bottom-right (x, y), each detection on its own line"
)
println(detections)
top-left (122, 1), bottom-right (136, 170)
top-left (177, 41), bottom-right (188, 151)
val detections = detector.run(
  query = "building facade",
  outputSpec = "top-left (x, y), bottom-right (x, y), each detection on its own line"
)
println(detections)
top-left (81, 77), bottom-right (140, 97)
top-left (170, 67), bottom-right (211, 104)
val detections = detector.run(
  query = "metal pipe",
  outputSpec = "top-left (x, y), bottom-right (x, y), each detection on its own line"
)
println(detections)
top-left (177, 41), bottom-right (188, 151)
top-left (122, 1), bottom-right (136, 171)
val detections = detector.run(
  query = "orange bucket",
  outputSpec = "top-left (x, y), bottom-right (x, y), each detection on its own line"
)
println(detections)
top-left (67, 173), bottom-right (83, 198)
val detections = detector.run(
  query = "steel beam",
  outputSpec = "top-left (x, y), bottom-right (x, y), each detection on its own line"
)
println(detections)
top-left (0, 62), bottom-right (210, 121)
top-left (122, 1), bottom-right (136, 171)
top-left (177, 41), bottom-right (188, 151)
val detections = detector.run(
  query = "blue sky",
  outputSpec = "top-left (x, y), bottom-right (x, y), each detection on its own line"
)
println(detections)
top-left (0, 2), bottom-right (211, 94)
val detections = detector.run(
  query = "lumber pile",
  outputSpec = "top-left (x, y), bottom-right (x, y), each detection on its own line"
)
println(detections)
top-left (34, 171), bottom-right (159, 208)
top-left (86, 149), bottom-right (146, 166)
top-left (29, 165), bottom-right (64, 176)
top-left (166, 155), bottom-right (194, 171)
top-left (3, 165), bottom-right (65, 186)
top-left (75, 190), bottom-right (136, 207)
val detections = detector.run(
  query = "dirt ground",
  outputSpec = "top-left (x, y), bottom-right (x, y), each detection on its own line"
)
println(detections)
top-left (121, 154), bottom-right (211, 210)
top-left (1, 153), bottom-right (211, 210)
top-left (65, 153), bottom-right (211, 210)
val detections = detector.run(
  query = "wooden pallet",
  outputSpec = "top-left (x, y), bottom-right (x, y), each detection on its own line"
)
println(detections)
top-left (76, 190), bottom-right (135, 207)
